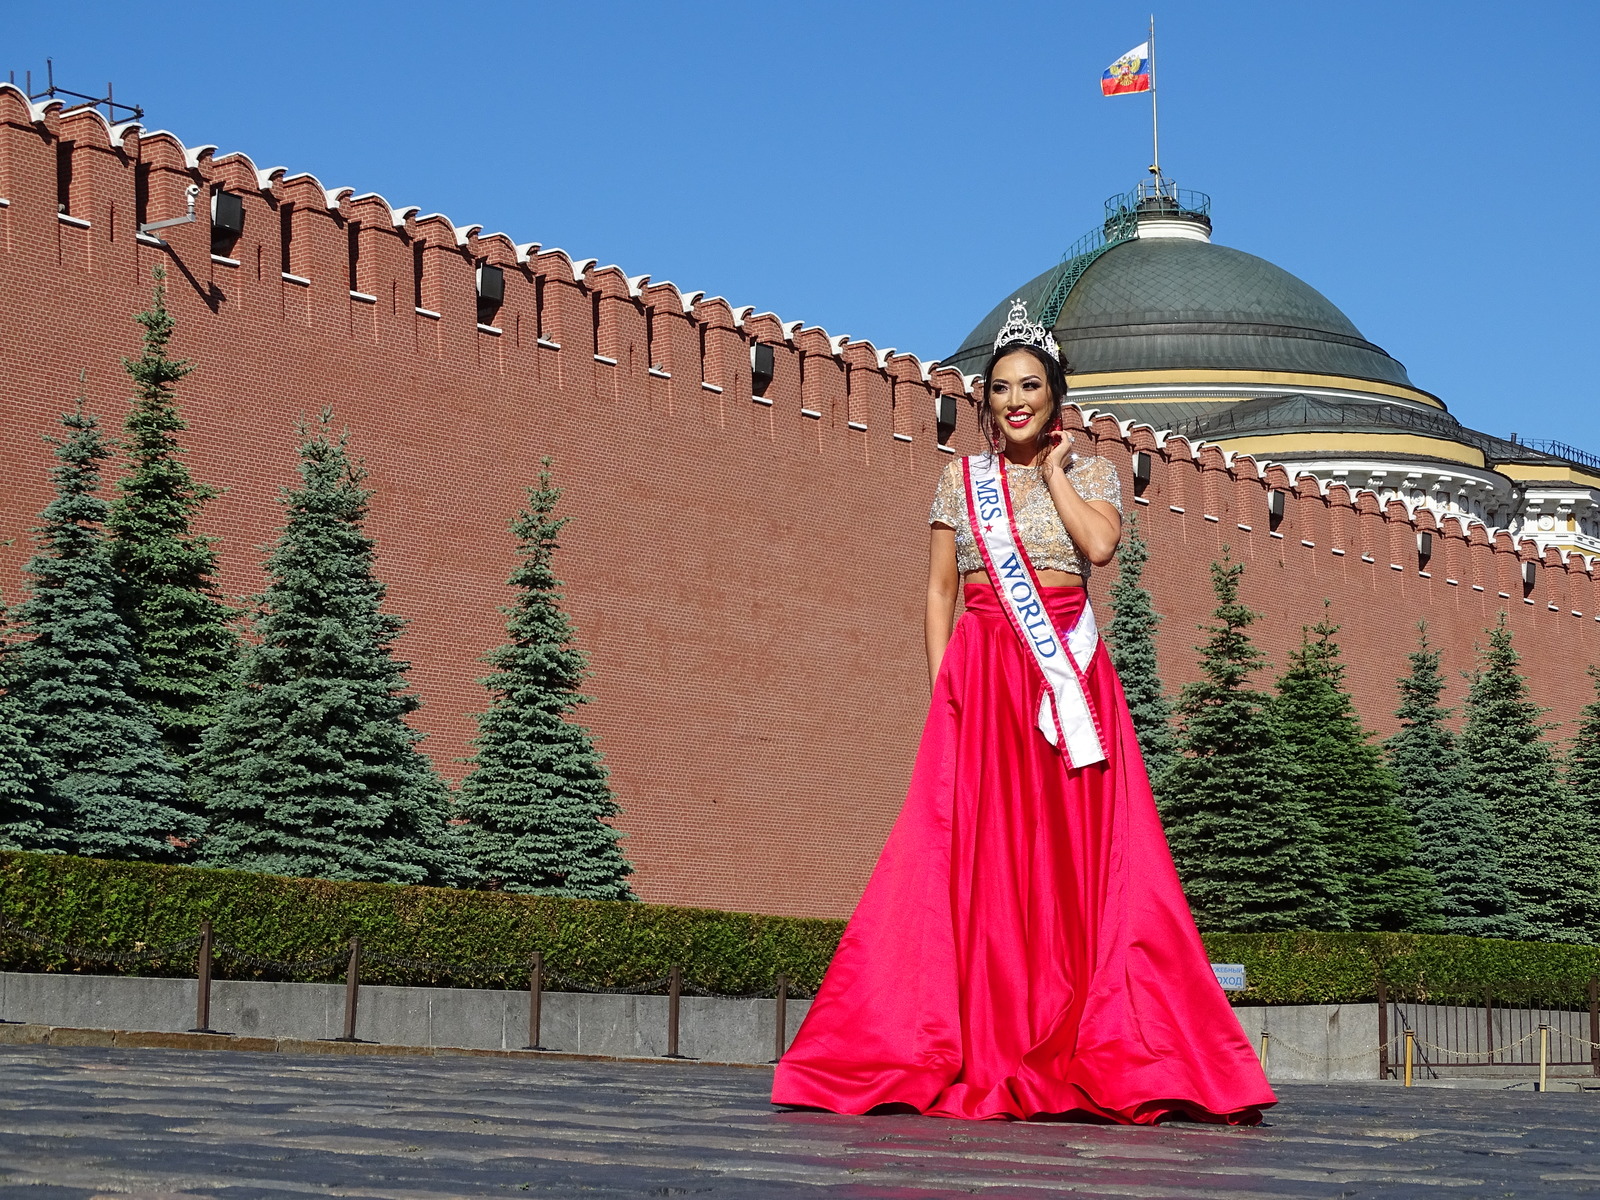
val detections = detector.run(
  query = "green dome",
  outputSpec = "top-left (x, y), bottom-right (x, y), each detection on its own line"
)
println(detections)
top-left (945, 238), bottom-right (1414, 388)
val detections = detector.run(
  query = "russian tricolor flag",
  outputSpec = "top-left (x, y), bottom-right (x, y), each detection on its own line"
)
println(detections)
top-left (1101, 43), bottom-right (1151, 95)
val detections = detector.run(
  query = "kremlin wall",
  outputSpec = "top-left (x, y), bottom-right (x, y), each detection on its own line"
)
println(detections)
top-left (4, 85), bottom-right (1599, 919)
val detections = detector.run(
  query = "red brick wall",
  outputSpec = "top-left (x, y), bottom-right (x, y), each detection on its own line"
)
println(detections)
top-left (3, 89), bottom-right (1597, 919)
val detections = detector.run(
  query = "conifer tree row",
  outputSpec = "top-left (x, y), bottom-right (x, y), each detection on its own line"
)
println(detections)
top-left (1385, 626), bottom-right (1524, 939)
top-left (194, 412), bottom-right (458, 886)
top-left (9, 403), bottom-right (198, 859)
top-left (1274, 616), bottom-right (1441, 932)
top-left (1568, 667), bottom-right (1600, 797)
top-left (12, 291), bottom-right (1600, 933)
top-left (1564, 669), bottom-right (1600, 936)
top-left (106, 268), bottom-right (237, 766)
top-left (1106, 515), bottom-right (1175, 786)
top-left (0, 600), bottom-right (61, 852)
top-left (456, 460), bottom-right (634, 900)
top-left (1460, 616), bottom-right (1600, 944)
top-left (1160, 554), bottom-right (1347, 932)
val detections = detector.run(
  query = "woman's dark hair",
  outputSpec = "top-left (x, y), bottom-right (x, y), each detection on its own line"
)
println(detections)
top-left (978, 342), bottom-right (1071, 458)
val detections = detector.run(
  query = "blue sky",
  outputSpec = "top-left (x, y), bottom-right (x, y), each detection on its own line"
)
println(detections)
top-left (7, 1), bottom-right (1596, 444)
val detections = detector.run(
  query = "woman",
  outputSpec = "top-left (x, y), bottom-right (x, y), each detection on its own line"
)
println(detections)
top-left (772, 301), bottom-right (1275, 1125)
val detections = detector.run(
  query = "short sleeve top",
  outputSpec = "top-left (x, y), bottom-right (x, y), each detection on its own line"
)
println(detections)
top-left (928, 455), bottom-right (1123, 576)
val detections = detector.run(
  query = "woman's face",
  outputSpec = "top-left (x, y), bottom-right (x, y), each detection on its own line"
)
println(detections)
top-left (987, 350), bottom-right (1055, 449)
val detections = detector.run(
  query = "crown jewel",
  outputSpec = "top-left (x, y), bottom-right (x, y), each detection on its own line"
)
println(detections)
top-left (991, 298), bottom-right (1060, 362)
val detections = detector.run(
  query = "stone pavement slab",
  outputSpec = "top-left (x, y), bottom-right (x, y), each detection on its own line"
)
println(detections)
top-left (1, 1044), bottom-right (1597, 1198)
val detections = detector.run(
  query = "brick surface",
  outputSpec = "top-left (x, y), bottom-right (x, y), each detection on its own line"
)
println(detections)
top-left (4, 86), bottom-right (1597, 920)
top-left (3, 1044), bottom-right (1600, 1197)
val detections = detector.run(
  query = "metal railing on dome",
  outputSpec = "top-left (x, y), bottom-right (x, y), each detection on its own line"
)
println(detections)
top-left (1034, 211), bottom-right (1140, 330)
top-left (1103, 179), bottom-right (1213, 221)
top-left (1509, 437), bottom-right (1600, 473)
top-left (1033, 181), bottom-right (1213, 331)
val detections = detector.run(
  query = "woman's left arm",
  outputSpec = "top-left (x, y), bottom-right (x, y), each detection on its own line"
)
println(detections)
top-left (1039, 432), bottom-right (1122, 566)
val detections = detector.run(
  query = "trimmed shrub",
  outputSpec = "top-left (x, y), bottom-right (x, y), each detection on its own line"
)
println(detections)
top-left (0, 850), bottom-right (839, 994)
top-left (1204, 930), bottom-right (1600, 1008)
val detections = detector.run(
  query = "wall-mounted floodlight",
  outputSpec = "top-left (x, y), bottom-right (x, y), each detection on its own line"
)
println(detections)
top-left (211, 191), bottom-right (244, 236)
top-left (211, 190), bottom-right (244, 256)
top-left (751, 343), bottom-right (775, 397)
top-left (1417, 530), bottom-right (1433, 560)
top-left (1267, 490), bottom-right (1286, 520)
top-left (1132, 451), bottom-right (1152, 487)
top-left (935, 394), bottom-right (956, 444)
top-left (1522, 560), bottom-right (1537, 588)
top-left (476, 264), bottom-right (504, 305)
top-left (476, 264), bottom-right (504, 325)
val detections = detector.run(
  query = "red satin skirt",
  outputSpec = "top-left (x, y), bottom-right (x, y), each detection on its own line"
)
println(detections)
top-left (772, 584), bottom-right (1275, 1124)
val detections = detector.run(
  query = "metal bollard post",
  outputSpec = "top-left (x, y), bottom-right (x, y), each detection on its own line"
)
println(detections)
top-left (525, 952), bottom-right (544, 1051)
top-left (1485, 988), bottom-right (1495, 1066)
top-left (665, 965), bottom-right (684, 1059)
top-left (772, 974), bottom-right (788, 1063)
top-left (1258, 1029), bottom-right (1270, 1073)
top-left (1404, 1029), bottom-right (1415, 1087)
top-left (190, 919), bottom-right (216, 1033)
top-left (1376, 981), bottom-right (1390, 1080)
top-left (336, 937), bottom-right (362, 1042)
top-left (1588, 977), bottom-right (1599, 1078)
top-left (1538, 1023), bottom-right (1549, 1092)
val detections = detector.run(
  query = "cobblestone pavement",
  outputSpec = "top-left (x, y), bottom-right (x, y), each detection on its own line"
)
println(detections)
top-left (2, 1046), bottom-right (1598, 1199)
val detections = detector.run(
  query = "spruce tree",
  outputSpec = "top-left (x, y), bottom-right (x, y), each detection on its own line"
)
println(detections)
top-left (1160, 555), bottom-right (1348, 932)
top-left (0, 598), bottom-right (64, 852)
top-left (1106, 515), bottom-right (1176, 785)
top-left (10, 404), bottom-right (198, 859)
top-left (457, 461), bottom-right (634, 900)
top-left (1566, 669), bottom-right (1600, 945)
top-left (194, 413), bottom-right (457, 885)
top-left (1460, 615), bottom-right (1600, 943)
top-left (106, 268), bottom-right (237, 764)
top-left (1386, 626), bottom-right (1524, 939)
top-left (1275, 617), bottom-right (1442, 932)
top-left (1566, 666), bottom-right (1600, 855)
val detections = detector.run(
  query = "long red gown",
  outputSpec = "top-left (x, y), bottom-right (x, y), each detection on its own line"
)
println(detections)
top-left (772, 583), bottom-right (1275, 1124)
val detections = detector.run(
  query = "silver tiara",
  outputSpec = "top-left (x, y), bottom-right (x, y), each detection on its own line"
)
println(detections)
top-left (992, 298), bottom-right (1060, 362)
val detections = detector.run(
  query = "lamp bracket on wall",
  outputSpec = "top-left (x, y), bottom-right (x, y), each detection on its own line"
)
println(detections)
top-left (140, 183), bottom-right (201, 237)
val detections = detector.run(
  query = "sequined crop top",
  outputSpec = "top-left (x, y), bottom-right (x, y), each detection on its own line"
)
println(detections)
top-left (928, 455), bottom-right (1124, 576)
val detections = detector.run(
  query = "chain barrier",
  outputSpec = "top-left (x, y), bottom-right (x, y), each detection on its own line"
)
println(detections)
top-left (359, 949), bottom-right (528, 975)
top-left (210, 941), bottom-right (350, 974)
top-left (1263, 1026), bottom-right (1595, 1071)
top-left (0, 915), bottom-right (202, 967)
top-left (1263, 1027), bottom-right (1577, 1065)
top-left (684, 980), bottom-right (775, 999)
top-left (542, 967), bottom-right (672, 995)
top-left (1258, 1036), bottom-right (1379, 1065)
top-left (1549, 1027), bottom-right (1600, 1051)
top-left (1401, 1029), bottom-right (1540, 1058)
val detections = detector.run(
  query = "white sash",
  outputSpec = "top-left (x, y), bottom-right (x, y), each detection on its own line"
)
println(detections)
top-left (963, 455), bottom-right (1107, 768)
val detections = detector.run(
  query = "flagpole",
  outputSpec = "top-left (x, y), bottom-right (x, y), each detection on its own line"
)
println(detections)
top-left (1149, 13), bottom-right (1161, 184)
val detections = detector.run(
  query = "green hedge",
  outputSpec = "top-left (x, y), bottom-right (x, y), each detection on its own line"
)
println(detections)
top-left (3, 852), bottom-right (1598, 1005)
top-left (0, 851), bottom-right (843, 994)
top-left (1203, 931), bottom-right (1600, 1007)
